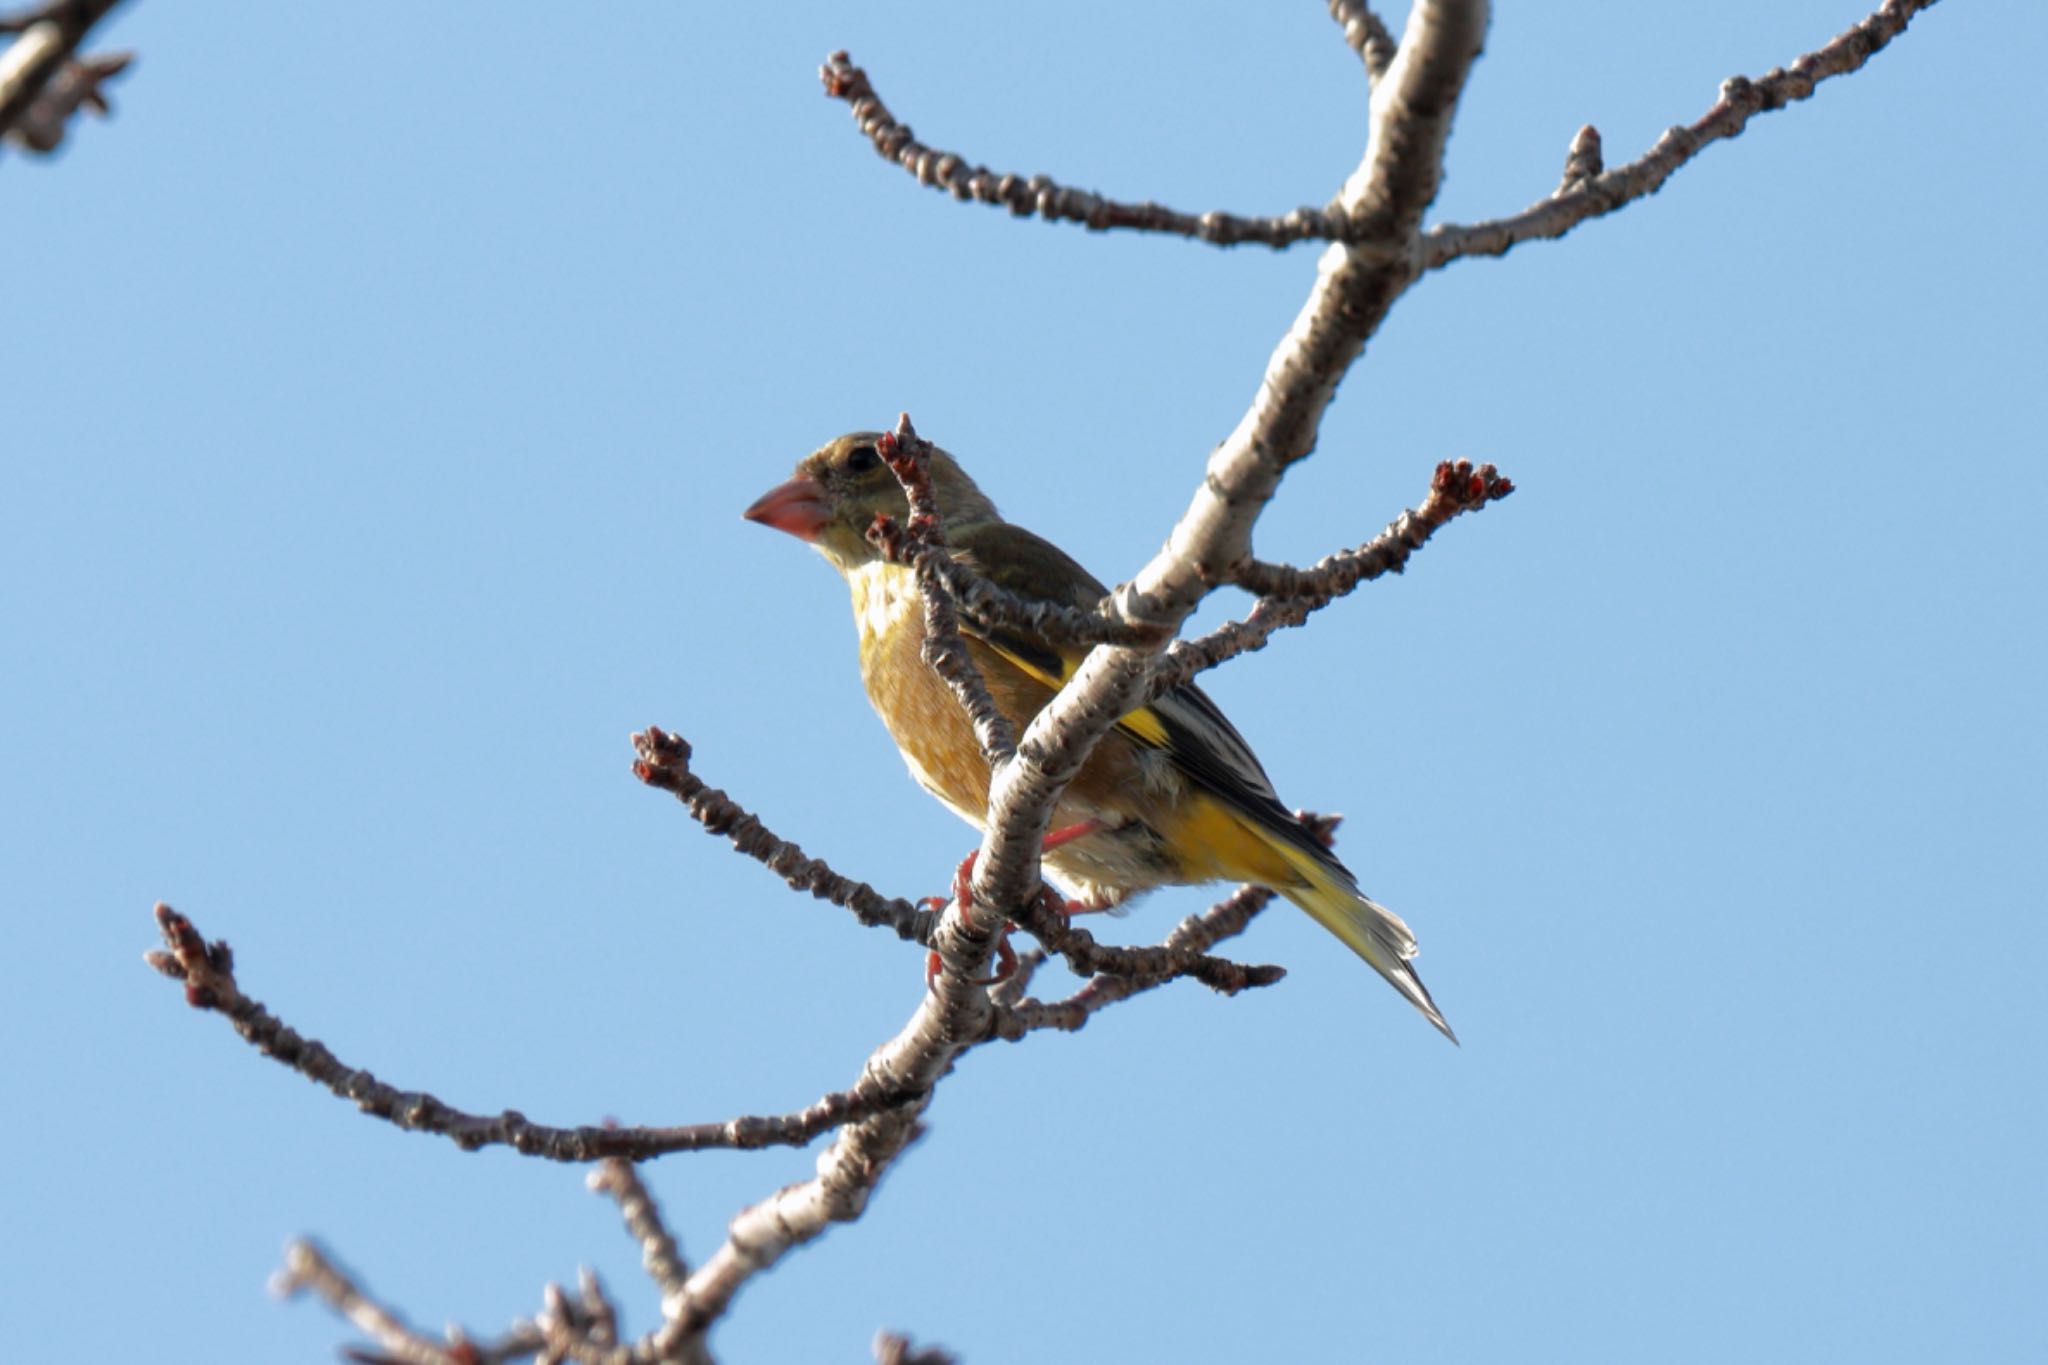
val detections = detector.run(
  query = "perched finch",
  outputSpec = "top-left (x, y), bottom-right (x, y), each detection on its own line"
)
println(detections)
top-left (745, 432), bottom-right (1454, 1041)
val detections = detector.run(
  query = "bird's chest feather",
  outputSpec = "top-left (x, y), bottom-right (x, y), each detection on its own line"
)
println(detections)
top-left (847, 562), bottom-right (992, 825)
top-left (841, 560), bottom-right (1184, 902)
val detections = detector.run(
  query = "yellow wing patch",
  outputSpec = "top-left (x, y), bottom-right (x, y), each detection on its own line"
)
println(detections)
top-left (980, 637), bottom-right (1172, 747)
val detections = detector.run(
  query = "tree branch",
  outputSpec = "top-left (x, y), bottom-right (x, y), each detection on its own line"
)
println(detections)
top-left (148, 851), bottom-right (1286, 1352)
top-left (997, 812), bottom-right (1335, 1038)
top-left (1156, 457), bottom-right (1514, 692)
top-left (1421, 0), bottom-right (1940, 269)
top-left (143, 902), bottom-right (916, 1161)
top-left (590, 1160), bottom-right (691, 1305)
top-left (819, 50), bottom-right (1363, 250)
top-left (588, 1161), bottom-right (713, 1364)
top-left (874, 1332), bottom-right (958, 1365)
top-left (277, 1238), bottom-right (695, 1365)
top-left (0, 0), bottom-right (128, 150)
top-left (274, 1240), bottom-right (542, 1365)
top-left (1328, 0), bottom-right (1397, 83)
top-left (866, 416), bottom-right (1017, 766)
top-left (631, 726), bottom-right (937, 946)
top-left (1000, 885), bottom-right (1277, 1037)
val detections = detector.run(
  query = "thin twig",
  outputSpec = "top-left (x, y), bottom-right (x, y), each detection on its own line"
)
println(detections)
top-left (0, 0), bottom-right (127, 147)
top-left (571, 1269), bottom-right (622, 1358)
top-left (1007, 886), bottom-right (1286, 996)
top-left (278, 1240), bottom-right (698, 1365)
top-left (866, 414), bottom-right (1018, 766)
top-left (631, 726), bottom-right (936, 945)
top-left (3, 46), bottom-right (125, 150)
top-left (1422, 0), bottom-right (1940, 269)
top-left (874, 1332), bottom-right (958, 1365)
top-left (928, 550), bottom-right (1156, 648)
top-left (997, 813), bottom-right (1337, 1038)
top-left (144, 903), bottom-right (915, 1160)
top-left (589, 1161), bottom-right (691, 1316)
top-left (1328, 0), bottom-right (1397, 82)
top-left (1155, 458), bottom-right (1513, 694)
top-left (274, 1239), bottom-right (542, 1365)
top-left (999, 884), bottom-right (1281, 1038)
top-left (819, 51), bottom-right (1362, 250)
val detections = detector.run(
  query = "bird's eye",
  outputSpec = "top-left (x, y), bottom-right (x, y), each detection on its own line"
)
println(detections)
top-left (845, 445), bottom-right (880, 474)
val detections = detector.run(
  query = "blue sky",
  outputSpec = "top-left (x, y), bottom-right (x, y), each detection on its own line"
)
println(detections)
top-left (6, 2), bottom-right (2043, 1361)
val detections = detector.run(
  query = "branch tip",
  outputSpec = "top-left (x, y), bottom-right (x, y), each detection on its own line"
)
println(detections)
top-left (631, 725), bottom-right (937, 944)
top-left (818, 49), bottom-right (1361, 250)
top-left (1559, 123), bottom-right (1604, 189)
top-left (0, 0), bottom-right (134, 153)
top-left (1427, 0), bottom-right (1939, 269)
top-left (1159, 456), bottom-right (1514, 691)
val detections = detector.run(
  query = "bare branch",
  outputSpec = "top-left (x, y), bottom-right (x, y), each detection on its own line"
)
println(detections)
top-left (591, 1161), bottom-right (690, 1301)
top-left (1329, 0), bottom-right (1396, 82)
top-left (874, 1331), bottom-right (958, 1365)
top-left (0, 0), bottom-right (127, 149)
top-left (818, 50), bottom-right (1359, 250)
top-left (631, 726), bottom-right (937, 946)
top-left (144, 903), bottom-right (914, 1160)
top-left (998, 812), bottom-right (1335, 1038)
top-left (278, 1241), bottom-right (686, 1365)
top-left (654, 1105), bottom-right (926, 1350)
top-left (1000, 884), bottom-right (1280, 1037)
top-left (923, 550), bottom-right (1154, 650)
top-left (567, 1269), bottom-right (623, 1359)
top-left (1157, 457), bottom-right (1514, 691)
top-left (866, 415), bottom-right (1018, 766)
top-left (4, 46), bottom-right (126, 150)
top-left (151, 833), bottom-right (1291, 1358)
top-left (1422, 0), bottom-right (1939, 269)
top-left (1007, 885), bottom-right (1286, 996)
top-left (274, 1239), bottom-right (543, 1365)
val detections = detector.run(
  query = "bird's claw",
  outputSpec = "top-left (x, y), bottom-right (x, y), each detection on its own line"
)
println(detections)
top-left (925, 933), bottom-right (1019, 992)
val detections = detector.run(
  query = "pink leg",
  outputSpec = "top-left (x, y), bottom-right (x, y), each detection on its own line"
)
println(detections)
top-left (926, 933), bottom-right (1019, 992)
top-left (923, 820), bottom-right (1106, 987)
top-left (1040, 818), bottom-right (1106, 853)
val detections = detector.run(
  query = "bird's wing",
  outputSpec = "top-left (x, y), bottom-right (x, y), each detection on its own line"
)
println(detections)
top-left (948, 522), bottom-right (1341, 870)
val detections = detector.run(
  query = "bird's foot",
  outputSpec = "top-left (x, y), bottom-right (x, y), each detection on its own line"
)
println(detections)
top-left (1040, 818), bottom-right (1107, 853)
top-left (922, 823), bottom-right (1108, 988)
top-left (925, 932), bottom-right (1020, 992)
top-left (923, 849), bottom-right (1018, 988)
top-left (915, 849), bottom-right (982, 924)
top-left (919, 822), bottom-right (1106, 923)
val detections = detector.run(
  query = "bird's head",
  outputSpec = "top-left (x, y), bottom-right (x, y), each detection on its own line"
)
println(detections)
top-left (743, 431), bottom-right (999, 573)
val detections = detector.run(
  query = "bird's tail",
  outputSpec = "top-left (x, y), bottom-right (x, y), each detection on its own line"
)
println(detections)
top-left (1273, 842), bottom-right (1458, 1044)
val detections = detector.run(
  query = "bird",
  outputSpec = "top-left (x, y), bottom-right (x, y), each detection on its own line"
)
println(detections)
top-left (744, 432), bottom-right (1455, 1042)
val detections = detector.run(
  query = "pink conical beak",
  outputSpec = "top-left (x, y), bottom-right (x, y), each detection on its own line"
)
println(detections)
top-left (743, 476), bottom-right (831, 542)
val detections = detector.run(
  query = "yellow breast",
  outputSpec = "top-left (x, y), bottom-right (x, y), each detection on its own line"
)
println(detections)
top-left (847, 562), bottom-right (995, 830)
